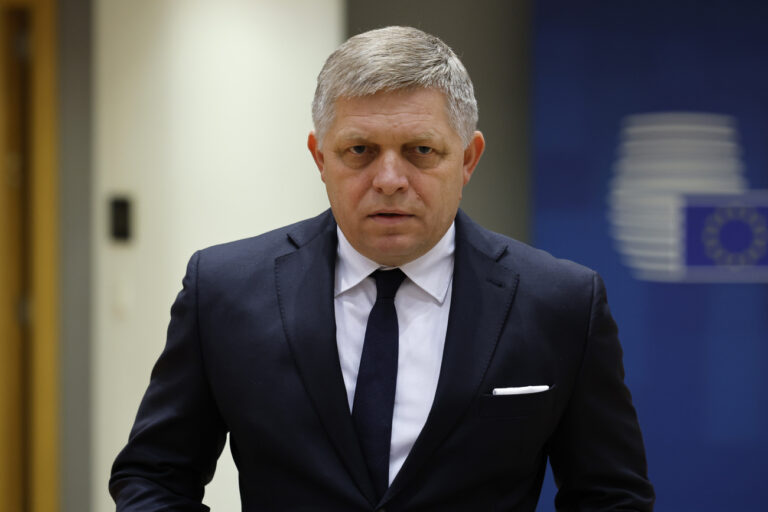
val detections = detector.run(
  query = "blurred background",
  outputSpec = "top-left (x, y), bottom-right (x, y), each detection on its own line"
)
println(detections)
top-left (1, 0), bottom-right (766, 510)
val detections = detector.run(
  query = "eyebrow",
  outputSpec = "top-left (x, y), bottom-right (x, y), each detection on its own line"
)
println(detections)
top-left (335, 132), bottom-right (370, 143)
top-left (334, 130), bottom-right (442, 145)
top-left (409, 132), bottom-right (441, 144)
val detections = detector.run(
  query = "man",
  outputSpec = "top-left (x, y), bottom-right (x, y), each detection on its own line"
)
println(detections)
top-left (111, 26), bottom-right (654, 511)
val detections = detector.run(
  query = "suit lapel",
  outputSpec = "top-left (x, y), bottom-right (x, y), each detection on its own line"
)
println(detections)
top-left (382, 211), bottom-right (520, 505)
top-left (274, 212), bottom-right (377, 506)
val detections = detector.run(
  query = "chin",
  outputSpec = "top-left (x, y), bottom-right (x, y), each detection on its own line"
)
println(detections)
top-left (369, 242), bottom-right (423, 267)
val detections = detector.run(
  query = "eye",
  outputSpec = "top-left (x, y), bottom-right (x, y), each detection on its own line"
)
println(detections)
top-left (407, 145), bottom-right (440, 168)
top-left (339, 144), bottom-right (376, 168)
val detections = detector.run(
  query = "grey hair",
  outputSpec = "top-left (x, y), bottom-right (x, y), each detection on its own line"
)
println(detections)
top-left (311, 26), bottom-right (478, 147)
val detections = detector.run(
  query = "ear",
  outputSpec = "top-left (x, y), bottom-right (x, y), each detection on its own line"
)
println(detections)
top-left (307, 131), bottom-right (325, 177)
top-left (461, 131), bottom-right (485, 186)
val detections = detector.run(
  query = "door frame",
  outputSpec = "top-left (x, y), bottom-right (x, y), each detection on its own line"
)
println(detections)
top-left (0, 0), bottom-right (59, 511)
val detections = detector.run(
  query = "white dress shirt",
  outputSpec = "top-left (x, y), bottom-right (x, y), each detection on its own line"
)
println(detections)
top-left (334, 224), bottom-right (454, 485)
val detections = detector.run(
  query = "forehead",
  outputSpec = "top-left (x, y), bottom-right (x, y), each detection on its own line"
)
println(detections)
top-left (329, 88), bottom-right (455, 141)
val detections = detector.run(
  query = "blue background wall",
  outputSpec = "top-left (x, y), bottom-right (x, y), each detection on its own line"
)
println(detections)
top-left (532, 1), bottom-right (768, 509)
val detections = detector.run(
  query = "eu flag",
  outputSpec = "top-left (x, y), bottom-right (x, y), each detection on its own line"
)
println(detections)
top-left (685, 193), bottom-right (768, 280)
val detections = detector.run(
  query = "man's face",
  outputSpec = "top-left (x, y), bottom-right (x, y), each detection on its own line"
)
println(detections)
top-left (308, 88), bottom-right (485, 266)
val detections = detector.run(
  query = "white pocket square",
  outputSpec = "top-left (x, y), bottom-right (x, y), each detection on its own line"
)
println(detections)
top-left (492, 385), bottom-right (550, 396)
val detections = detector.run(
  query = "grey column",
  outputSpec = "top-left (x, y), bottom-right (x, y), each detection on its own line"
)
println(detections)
top-left (346, 0), bottom-right (531, 241)
top-left (58, 0), bottom-right (92, 510)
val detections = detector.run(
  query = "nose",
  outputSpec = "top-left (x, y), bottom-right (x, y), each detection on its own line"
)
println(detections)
top-left (371, 150), bottom-right (409, 195)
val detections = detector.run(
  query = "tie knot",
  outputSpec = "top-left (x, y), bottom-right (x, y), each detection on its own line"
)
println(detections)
top-left (372, 268), bottom-right (406, 299)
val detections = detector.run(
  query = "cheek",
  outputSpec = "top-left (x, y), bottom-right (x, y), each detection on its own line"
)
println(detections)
top-left (418, 174), bottom-right (462, 205)
top-left (329, 175), bottom-right (369, 209)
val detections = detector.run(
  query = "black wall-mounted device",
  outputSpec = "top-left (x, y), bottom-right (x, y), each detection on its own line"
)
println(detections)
top-left (110, 196), bottom-right (131, 242)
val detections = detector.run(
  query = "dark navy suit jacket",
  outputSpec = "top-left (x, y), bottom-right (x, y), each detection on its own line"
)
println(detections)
top-left (110, 209), bottom-right (654, 511)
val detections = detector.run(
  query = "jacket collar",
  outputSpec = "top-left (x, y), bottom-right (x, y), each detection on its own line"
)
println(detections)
top-left (380, 210), bottom-right (520, 506)
top-left (275, 209), bottom-right (520, 508)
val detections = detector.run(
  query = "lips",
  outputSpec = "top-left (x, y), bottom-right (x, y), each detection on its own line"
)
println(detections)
top-left (369, 210), bottom-right (414, 223)
top-left (370, 210), bottom-right (412, 217)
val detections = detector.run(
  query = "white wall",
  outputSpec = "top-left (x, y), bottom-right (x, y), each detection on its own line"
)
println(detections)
top-left (92, 1), bottom-right (343, 510)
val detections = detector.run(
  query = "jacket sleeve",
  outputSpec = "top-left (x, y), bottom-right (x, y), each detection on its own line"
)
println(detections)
top-left (110, 251), bottom-right (228, 511)
top-left (548, 272), bottom-right (655, 511)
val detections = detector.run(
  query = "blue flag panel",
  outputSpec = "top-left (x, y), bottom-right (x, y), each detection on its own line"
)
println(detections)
top-left (685, 197), bottom-right (768, 269)
top-left (533, 1), bottom-right (768, 510)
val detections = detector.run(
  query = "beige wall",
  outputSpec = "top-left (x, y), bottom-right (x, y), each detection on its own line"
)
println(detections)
top-left (92, 1), bottom-right (343, 510)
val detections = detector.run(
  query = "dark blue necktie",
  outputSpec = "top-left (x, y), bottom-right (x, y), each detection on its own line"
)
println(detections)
top-left (352, 268), bottom-right (406, 500)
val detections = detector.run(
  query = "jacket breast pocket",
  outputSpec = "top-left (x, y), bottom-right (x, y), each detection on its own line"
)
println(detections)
top-left (477, 385), bottom-right (556, 419)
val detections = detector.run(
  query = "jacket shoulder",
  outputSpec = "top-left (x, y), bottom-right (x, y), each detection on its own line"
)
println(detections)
top-left (457, 210), bottom-right (595, 285)
top-left (194, 210), bottom-right (335, 270)
top-left (501, 234), bottom-right (594, 283)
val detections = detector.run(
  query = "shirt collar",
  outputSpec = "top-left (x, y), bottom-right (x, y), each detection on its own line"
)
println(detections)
top-left (335, 223), bottom-right (455, 304)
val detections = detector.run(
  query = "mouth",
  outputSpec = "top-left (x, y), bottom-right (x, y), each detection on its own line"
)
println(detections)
top-left (369, 210), bottom-right (414, 222)
top-left (370, 210), bottom-right (411, 217)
